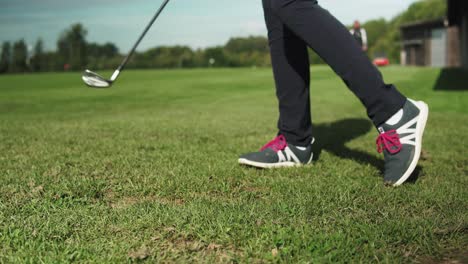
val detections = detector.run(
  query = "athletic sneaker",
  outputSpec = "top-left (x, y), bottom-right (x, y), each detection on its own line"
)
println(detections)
top-left (376, 99), bottom-right (429, 186)
top-left (238, 135), bottom-right (314, 168)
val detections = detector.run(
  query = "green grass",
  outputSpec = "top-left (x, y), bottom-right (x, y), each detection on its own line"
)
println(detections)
top-left (0, 66), bottom-right (466, 263)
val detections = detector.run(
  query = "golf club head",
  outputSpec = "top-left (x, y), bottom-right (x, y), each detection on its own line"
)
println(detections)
top-left (82, 69), bottom-right (112, 88)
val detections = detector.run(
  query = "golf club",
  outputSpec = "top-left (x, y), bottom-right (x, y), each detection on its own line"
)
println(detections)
top-left (82, 0), bottom-right (171, 88)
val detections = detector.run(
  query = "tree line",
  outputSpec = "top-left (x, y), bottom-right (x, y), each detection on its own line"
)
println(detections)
top-left (0, 23), bottom-right (323, 74)
top-left (1, 24), bottom-right (122, 74)
top-left (0, 23), bottom-right (272, 74)
top-left (0, 0), bottom-right (446, 74)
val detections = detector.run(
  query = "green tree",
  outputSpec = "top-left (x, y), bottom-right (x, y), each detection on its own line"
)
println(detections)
top-left (397, 0), bottom-right (447, 23)
top-left (30, 38), bottom-right (44, 72)
top-left (57, 23), bottom-right (88, 70)
top-left (224, 36), bottom-right (270, 67)
top-left (204, 47), bottom-right (228, 67)
top-left (225, 36), bottom-right (269, 54)
top-left (86, 42), bottom-right (120, 70)
top-left (362, 19), bottom-right (390, 58)
top-left (11, 39), bottom-right (28, 73)
top-left (87, 42), bottom-right (119, 58)
top-left (43, 51), bottom-right (63, 72)
top-left (0, 42), bottom-right (11, 73)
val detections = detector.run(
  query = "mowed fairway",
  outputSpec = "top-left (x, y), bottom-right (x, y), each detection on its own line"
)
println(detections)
top-left (0, 66), bottom-right (467, 262)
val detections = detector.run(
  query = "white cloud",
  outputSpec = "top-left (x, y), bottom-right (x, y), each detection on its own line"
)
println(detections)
top-left (241, 20), bottom-right (267, 36)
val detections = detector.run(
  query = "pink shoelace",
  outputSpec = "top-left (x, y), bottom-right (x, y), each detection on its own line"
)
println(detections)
top-left (376, 130), bottom-right (402, 154)
top-left (260, 135), bottom-right (287, 152)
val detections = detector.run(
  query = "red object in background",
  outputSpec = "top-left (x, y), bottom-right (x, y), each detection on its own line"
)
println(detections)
top-left (64, 63), bottom-right (71, 71)
top-left (373, 57), bottom-right (390, 67)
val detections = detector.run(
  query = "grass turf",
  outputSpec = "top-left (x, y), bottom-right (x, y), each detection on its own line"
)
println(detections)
top-left (0, 66), bottom-right (467, 262)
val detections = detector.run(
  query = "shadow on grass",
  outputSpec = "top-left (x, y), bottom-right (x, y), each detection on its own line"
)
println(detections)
top-left (312, 118), bottom-right (421, 183)
top-left (433, 68), bottom-right (468, 91)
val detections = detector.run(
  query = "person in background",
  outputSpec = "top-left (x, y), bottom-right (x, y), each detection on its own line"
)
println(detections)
top-left (238, 0), bottom-right (429, 187)
top-left (350, 20), bottom-right (368, 51)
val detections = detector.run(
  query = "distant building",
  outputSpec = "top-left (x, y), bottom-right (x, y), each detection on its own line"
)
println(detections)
top-left (448, 0), bottom-right (468, 69)
top-left (400, 0), bottom-right (468, 68)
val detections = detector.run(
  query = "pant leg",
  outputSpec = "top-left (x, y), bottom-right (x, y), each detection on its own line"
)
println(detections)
top-left (263, 0), bottom-right (313, 146)
top-left (270, 0), bottom-right (406, 127)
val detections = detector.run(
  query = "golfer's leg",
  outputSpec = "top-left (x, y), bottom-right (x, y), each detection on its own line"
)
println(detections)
top-left (263, 0), bottom-right (313, 146)
top-left (271, 0), bottom-right (406, 126)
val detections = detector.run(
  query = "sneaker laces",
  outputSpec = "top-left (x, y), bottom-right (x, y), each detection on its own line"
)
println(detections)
top-left (376, 130), bottom-right (402, 154)
top-left (260, 135), bottom-right (287, 152)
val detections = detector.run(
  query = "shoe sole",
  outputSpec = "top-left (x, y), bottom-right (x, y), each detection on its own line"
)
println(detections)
top-left (238, 138), bottom-right (315, 169)
top-left (238, 158), bottom-right (303, 169)
top-left (393, 100), bottom-right (429, 186)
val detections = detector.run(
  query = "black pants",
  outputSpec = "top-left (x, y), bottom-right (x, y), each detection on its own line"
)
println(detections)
top-left (263, 0), bottom-right (406, 146)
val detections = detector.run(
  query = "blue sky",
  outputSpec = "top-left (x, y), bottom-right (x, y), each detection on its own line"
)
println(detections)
top-left (0, 0), bottom-right (420, 52)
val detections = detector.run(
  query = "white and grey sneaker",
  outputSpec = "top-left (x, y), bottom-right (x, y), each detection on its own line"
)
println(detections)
top-left (376, 99), bottom-right (429, 186)
top-left (239, 135), bottom-right (314, 169)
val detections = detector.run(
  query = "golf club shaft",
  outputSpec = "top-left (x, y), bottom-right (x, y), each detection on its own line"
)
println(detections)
top-left (114, 0), bottom-right (171, 78)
